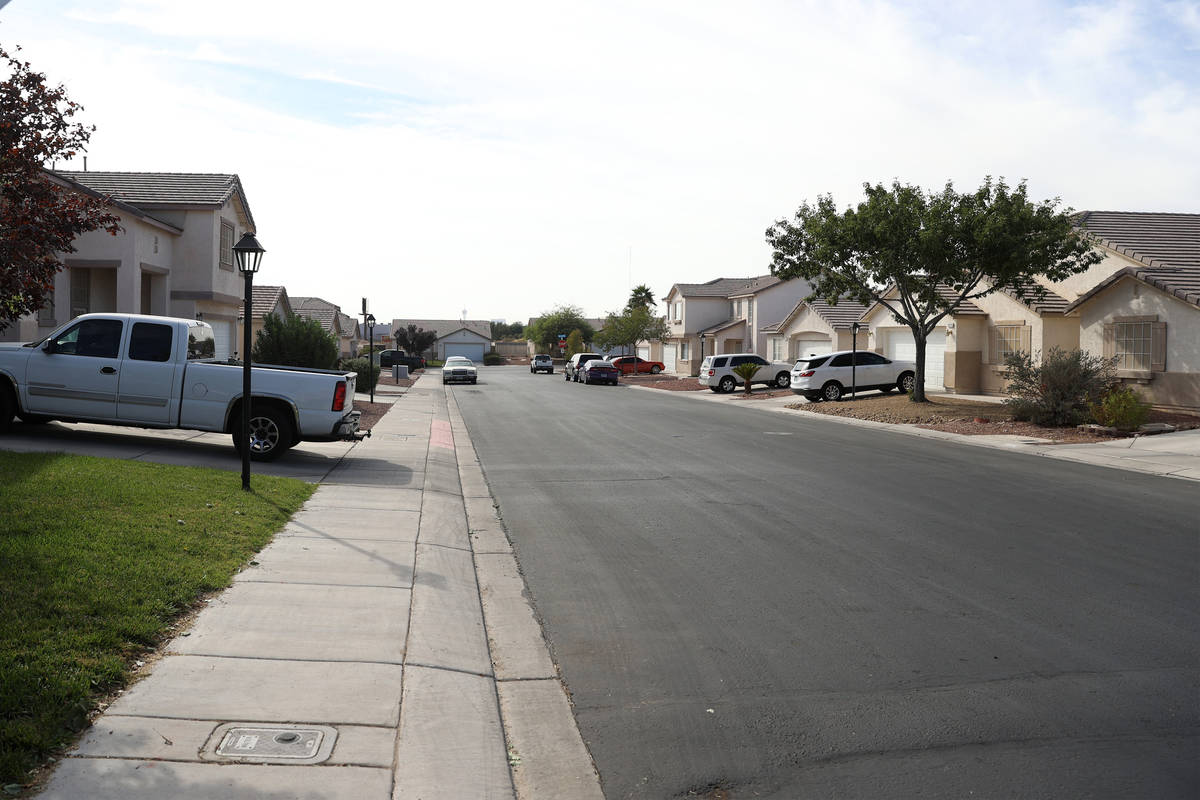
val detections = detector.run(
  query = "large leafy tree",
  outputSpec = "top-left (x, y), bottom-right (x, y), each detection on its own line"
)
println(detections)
top-left (394, 324), bottom-right (436, 355)
top-left (490, 320), bottom-right (524, 339)
top-left (0, 45), bottom-right (122, 329)
top-left (252, 313), bottom-right (338, 369)
top-left (765, 178), bottom-right (1101, 401)
top-left (526, 305), bottom-right (594, 354)
top-left (595, 305), bottom-right (668, 359)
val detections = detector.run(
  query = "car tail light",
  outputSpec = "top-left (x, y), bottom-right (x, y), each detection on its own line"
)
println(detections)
top-left (796, 370), bottom-right (815, 378)
top-left (332, 381), bottom-right (347, 411)
top-left (707, 369), bottom-right (715, 376)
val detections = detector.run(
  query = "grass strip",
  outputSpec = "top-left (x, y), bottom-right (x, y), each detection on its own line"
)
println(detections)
top-left (0, 452), bottom-right (315, 786)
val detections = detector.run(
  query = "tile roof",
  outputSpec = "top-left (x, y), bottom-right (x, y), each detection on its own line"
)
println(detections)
top-left (1065, 266), bottom-right (1200, 312)
top-left (762, 296), bottom-right (870, 332)
top-left (1076, 211), bottom-right (1200, 270)
top-left (390, 318), bottom-right (492, 340)
top-left (337, 312), bottom-right (360, 339)
top-left (861, 284), bottom-right (985, 322)
top-left (697, 318), bottom-right (747, 336)
top-left (54, 170), bottom-right (256, 230)
top-left (673, 275), bottom-right (781, 298)
top-left (995, 278), bottom-right (1071, 314)
top-left (291, 296), bottom-right (343, 336)
top-left (250, 285), bottom-right (289, 320)
top-left (45, 170), bottom-right (184, 234)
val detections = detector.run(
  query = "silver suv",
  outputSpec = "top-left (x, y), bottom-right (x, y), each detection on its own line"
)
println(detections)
top-left (698, 353), bottom-right (793, 393)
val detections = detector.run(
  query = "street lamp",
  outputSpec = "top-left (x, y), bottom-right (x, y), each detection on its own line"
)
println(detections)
top-left (851, 321), bottom-right (862, 400)
top-left (365, 313), bottom-right (376, 404)
top-left (233, 231), bottom-right (265, 491)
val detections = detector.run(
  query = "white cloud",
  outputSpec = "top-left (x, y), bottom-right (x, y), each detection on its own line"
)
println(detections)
top-left (2, 0), bottom-right (1197, 323)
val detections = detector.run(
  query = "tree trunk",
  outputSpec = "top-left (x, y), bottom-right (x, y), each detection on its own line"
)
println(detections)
top-left (912, 331), bottom-right (928, 403)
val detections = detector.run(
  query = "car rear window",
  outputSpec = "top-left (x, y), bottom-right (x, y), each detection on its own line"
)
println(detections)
top-left (712, 356), bottom-right (728, 367)
top-left (797, 355), bottom-right (830, 368)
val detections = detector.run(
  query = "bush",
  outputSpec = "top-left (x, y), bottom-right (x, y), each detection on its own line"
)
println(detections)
top-left (252, 313), bottom-right (338, 369)
top-left (1089, 385), bottom-right (1151, 430)
top-left (1002, 347), bottom-right (1116, 427)
top-left (482, 353), bottom-right (504, 366)
top-left (342, 357), bottom-right (380, 392)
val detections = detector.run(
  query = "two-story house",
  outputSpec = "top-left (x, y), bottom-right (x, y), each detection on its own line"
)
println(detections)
top-left (660, 276), bottom-right (812, 375)
top-left (4, 171), bottom-right (259, 359)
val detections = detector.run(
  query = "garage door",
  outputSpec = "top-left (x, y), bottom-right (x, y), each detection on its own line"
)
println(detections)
top-left (793, 337), bottom-right (833, 361)
top-left (212, 321), bottom-right (233, 360)
top-left (444, 343), bottom-right (486, 362)
top-left (885, 329), bottom-right (946, 391)
top-left (662, 343), bottom-right (677, 373)
top-left (636, 345), bottom-right (650, 360)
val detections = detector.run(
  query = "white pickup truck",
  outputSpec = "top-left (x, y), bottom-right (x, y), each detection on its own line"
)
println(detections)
top-left (0, 313), bottom-right (366, 460)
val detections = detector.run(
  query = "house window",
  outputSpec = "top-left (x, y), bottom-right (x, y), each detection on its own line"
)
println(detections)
top-left (680, 341), bottom-right (690, 360)
top-left (220, 220), bottom-right (235, 270)
top-left (994, 325), bottom-right (1024, 360)
top-left (1114, 321), bottom-right (1152, 371)
top-left (38, 291), bottom-right (55, 326)
top-left (769, 336), bottom-right (784, 361)
top-left (747, 300), bottom-right (753, 327)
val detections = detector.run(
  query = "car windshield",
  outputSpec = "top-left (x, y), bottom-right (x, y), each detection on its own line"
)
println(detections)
top-left (446, 357), bottom-right (473, 366)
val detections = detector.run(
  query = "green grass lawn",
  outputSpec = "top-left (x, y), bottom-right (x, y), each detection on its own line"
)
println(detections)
top-left (0, 453), bottom-right (315, 787)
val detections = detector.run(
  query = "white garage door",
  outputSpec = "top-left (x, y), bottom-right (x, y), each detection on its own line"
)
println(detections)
top-left (444, 343), bottom-right (486, 362)
top-left (662, 343), bottom-right (677, 373)
top-left (885, 329), bottom-right (946, 391)
top-left (636, 345), bottom-right (650, 360)
top-left (794, 337), bottom-right (833, 361)
top-left (212, 321), bottom-right (233, 360)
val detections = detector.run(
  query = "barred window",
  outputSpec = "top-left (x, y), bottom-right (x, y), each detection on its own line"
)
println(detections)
top-left (1114, 321), bottom-right (1151, 371)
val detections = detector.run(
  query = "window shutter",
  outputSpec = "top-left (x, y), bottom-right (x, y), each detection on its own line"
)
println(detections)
top-left (1150, 322), bottom-right (1167, 372)
top-left (987, 327), bottom-right (998, 364)
top-left (1102, 323), bottom-right (1115, 359)
top-left (1019, 325), bottom-right (1032, 355)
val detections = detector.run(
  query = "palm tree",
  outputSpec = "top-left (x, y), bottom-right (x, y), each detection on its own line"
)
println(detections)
top-left (731, 362), bottom-right (761, 394)
top-left (626, 285), bottom-right (655, 311)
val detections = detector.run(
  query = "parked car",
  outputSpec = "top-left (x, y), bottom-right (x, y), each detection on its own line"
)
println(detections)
top-left (531, 354), bottom-right (554, 374)
top-left (698, 353), bottom-right (793, 393)
top-left (0, 313), bottom-right (364, 460)
top-left (442, 356), bottom-right (478, 384)
top-left (790, 350), bottom-right (916, 401)
top-left (579, 359), bottom-right (620, 386)
top-left (609, 356), bottom-right (664, 375)
top-left (565, 352), bottom-right (602, 382)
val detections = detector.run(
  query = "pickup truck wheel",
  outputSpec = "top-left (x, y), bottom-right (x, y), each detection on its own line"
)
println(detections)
top-left (774, 372), bottom-right (791, 388)
top-left (234, 406), bottom-right (294, 462)
top-left (718, 376), bottom-right (736, 393)
top-left (0, 385), bottom-right (14, 433)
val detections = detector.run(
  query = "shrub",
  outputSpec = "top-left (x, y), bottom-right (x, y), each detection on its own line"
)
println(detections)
top-left (1001, 347), bottom-right (1116, 426)
top-left (482, 353), bottom-right (504, 366)
top-left (1089, 385), bottom-right (1151, 431)
top-left (731, 362), bottom-right (762, 393)
top-left (342, 357), bottom-right (379, 392)
top-left (252, 313), bottom-right (338, 369)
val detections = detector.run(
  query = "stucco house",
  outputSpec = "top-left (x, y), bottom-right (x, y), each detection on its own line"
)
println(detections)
top-left (660, 276), bottom-right (812, 375)
top-left (7, 171), bottom-right (259, 359)
top-left (237, 284), bottom-right (292, 355)
top-left (761, 296), bottom-right (871, 363)
top-left (391, 319), bottom-right (493, 362)
top-left (291, 296), bottom-right (363, 359)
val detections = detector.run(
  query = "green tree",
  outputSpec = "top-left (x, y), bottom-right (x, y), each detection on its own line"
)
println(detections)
top-left (1, 45), bottom-right (122, 328)
top-left (394, 324), bottom-right (436, 356)
top-left (490, 321), bottom-right (524, 339)
top-left (564, 329), bottom-right (585, 358)
top-left (252, 313), bottom-right (338, 369)
top-left (626, 284), bottom-right (656, 312)
top-left (731, 361), bottom-right (762, 394)
top-left (595, 305), bottom-right (668, 359)
top-left (526, 306), bottom-right (594, 353)
top-left (766, 178), bottom-right (1102, 401)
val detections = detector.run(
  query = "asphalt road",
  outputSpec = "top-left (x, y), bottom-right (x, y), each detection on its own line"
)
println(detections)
top-left (452, 367), bottom-right (1199, 799)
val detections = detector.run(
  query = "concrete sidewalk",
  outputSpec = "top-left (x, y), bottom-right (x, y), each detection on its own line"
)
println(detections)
top-left (643, 385), bottom-right (1200, 483)
top-left (34, 376), bottom-right (602, 799)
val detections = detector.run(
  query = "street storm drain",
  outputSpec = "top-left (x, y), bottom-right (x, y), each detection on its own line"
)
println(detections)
top-left (205, 723), bottom-right (337, 764)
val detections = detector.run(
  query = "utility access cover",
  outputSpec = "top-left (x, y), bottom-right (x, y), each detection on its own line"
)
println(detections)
top-left (207, 723), bottom-right (337, 765)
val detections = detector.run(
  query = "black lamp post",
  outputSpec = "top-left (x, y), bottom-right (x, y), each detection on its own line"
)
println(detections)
top-left (365, 313), bottom-right (376, 404)
top-left (851, 321), bottom-right (861, 400)
top-left (233, 232), bottom-right (265, 491)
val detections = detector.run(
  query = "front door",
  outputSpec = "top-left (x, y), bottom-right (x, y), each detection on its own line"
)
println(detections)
top-left (24, 318), bottom-right (124, 419)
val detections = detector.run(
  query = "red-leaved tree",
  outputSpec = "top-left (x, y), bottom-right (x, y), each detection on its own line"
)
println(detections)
top-left (1, 44), bottom-right (122, 329)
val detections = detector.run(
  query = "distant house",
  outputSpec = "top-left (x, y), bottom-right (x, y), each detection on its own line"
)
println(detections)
top-left (238, 284), bottom-right (292, 354)
top-left (2, 170), bottom-right (257, 359)
top-left (390, 318), bottom-right (493, 361)
top-left (660, 275), bottom-right (812, 375)
top-left (762, 296), bottom-right (871, 363)
top-left (291, 296), bottom-right (361, 359)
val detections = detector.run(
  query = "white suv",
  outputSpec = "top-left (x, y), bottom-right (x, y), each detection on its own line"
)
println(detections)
top-left (698, 353), bottom-right (793, 393)
top-left (790, 350), bottom-right (916, 402)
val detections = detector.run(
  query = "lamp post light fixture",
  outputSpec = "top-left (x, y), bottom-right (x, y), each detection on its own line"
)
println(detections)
top-left (365, 313), bottom-right (376, 404)
top-left (233, 231), bottom-right (265, 491)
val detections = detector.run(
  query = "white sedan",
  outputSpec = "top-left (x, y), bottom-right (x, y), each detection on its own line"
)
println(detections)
top-left (442, 356), bottom-right (478, 385)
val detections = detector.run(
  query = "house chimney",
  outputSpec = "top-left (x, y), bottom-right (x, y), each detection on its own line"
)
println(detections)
top-left (83, 156), bottom-right (88, 171)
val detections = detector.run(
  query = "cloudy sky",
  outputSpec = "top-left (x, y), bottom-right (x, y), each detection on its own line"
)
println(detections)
top-left (2, 1), bottom-right (1197, 325)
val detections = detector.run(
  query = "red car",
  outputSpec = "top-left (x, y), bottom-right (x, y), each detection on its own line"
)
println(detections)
top-left (608, 356), bottom-right (664, 375)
